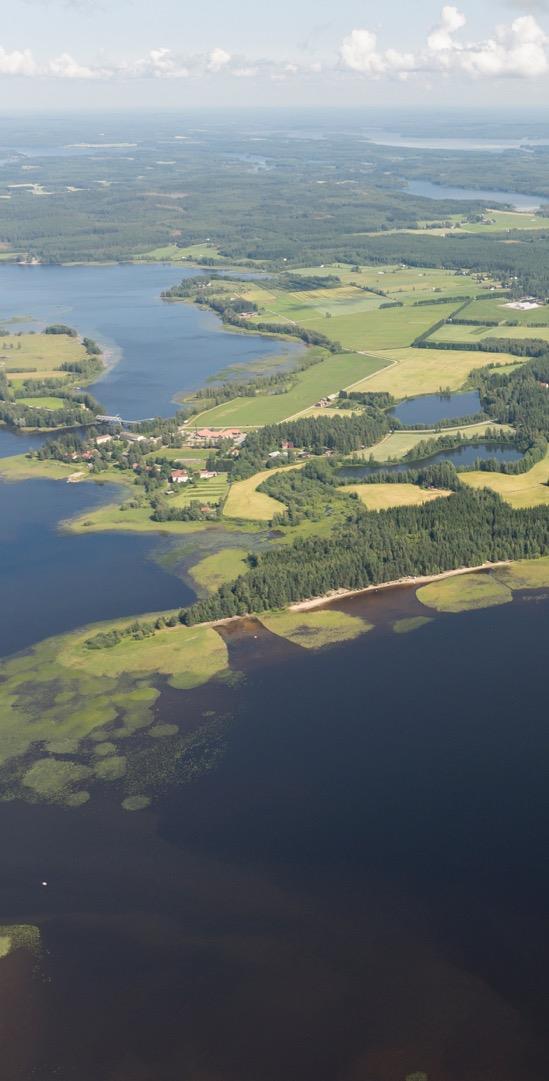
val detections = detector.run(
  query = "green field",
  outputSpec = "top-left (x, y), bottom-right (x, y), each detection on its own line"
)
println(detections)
top-left (432, 323), bottom-right (549, 345)
top-left (0, 332), bottom-right (86, 374)
top-left (360, 422), bottom-right (513, 462)
top-left (291, 264), bottom-right (485, 298)
top-left (346, 483), bottom-right (451, 510)
top-left (454, 210), bottom-right (549, 235)
top-left (351, 346), bottom-right (517, 397)
top-left (223, 466), bottom-right (294, 520)
top-left (460, 296), bottom-right (549, 324)
top-left (189, 352), bottom-right (389, 427)
top-left (461, 449), bottom-right (549, 507)
top-left (256, 300), bottom-right (462, 352)
top-left (17, 395), bottom-right (72, 410)
top-left (167, 475), bottom-right (228, 508)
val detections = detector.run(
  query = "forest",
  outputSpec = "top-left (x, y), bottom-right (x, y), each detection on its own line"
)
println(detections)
top-left (182, 488), bottom-right (549, 623)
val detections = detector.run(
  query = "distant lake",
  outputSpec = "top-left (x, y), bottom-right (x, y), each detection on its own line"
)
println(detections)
top-left (0, 477), bottom-right (193, 656)
top-left (390, 390), bottom-right (482, 425)
top-left (366, 131), bottom-right (549, 152)
top-left (406, 178), bottom-right (541, 210)
top-left (0, 264), bottom-right (303, 422)
top-left (340, 441), bottom-right (523, 479)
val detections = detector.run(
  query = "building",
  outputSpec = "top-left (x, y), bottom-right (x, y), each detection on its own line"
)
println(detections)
top-left (171, 469), bottom-right (189, 484)
top-left (199, 470), bottom-right (218, 479)
top-left (95, 434), bottom-right (113, 446)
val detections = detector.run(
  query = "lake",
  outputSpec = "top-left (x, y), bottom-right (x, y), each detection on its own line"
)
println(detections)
top-left (390, 389), bottom-right (481, 425)
top-left (406, 178), bottom-right (541, 210)
top-left (0, 477), bottom-right (194, 656)
top-left (2, 587), bottom-right (549, 1080)
top-left (0, 264), bottom-right (303, 421)
top-left (340, 441), bottom-right (523, 478)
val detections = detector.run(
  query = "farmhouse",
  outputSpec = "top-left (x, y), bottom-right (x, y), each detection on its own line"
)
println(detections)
top-left (199, 470), bottom-right (218, 479)
top-left (171, 469), bottom-right (189, 484)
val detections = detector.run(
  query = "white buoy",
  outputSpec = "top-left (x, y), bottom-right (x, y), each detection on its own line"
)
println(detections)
top-left (41, 881), bottom-right (48, 887)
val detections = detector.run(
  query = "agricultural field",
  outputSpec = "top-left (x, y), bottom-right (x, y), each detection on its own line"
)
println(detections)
top-left (138, 242), bottom-right (223, 263)
top-left (0, 332), bottom-right (86, 376)
top-left (432, 323), bottom-right (549, 345)
top-left (460, 450), bottom-right (549, 507)
top-left (291, 263), bottom-right (488, 298)
top-left (249, 299), bottom-right (462, 352)
top-left (189, 352), bottom-right (389, 427)
top-left (346, 482), bottom-right (451, 510)
top-left (16, 395), bottom-right (73, 410)
top-left (223, 465), bottom-right (300, 520)
top-left (460, 296), bottom-right (549, 324)
top-left (359, 422), bottom-right (513, 462)
top-left (350, 346), bottom-right (517, 397)
top-left (167, 474), bottom-right (228, 508)
top-left (452, 210), bottom-right (549, 235)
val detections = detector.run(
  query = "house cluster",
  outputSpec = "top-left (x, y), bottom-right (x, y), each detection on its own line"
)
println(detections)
top-left (184, 427), bottom-right (246, 448)
top-left (315, 393), bottom-right (339, 408)
top-left (170, 468), bottom-right (219, 485)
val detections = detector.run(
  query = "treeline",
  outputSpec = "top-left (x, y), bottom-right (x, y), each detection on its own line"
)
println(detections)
top-left (181, 489), bottom-right (549, 623)
top-left (219, 409), bottom-right (390, 481)
top-left (418, 335), bottom-right (549, 357)
top-left (163, 278), bottom-right (341, 352)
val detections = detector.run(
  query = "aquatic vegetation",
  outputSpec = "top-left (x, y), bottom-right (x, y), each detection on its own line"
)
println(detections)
top-left (189, 547), bottom-right (249, 592)
top-left (417, 557), bottom-right (549, 614)
top-left (259, 608), bottom-right (372, 649)
top-left (417, 574), bottom-right (512, 613)
top-left (0, 613), bottom-right (230, 808)
top-left (121, 795), bottom-right (151, 812)
top-left (393, 616), bottom-right (434, 634)
top-left (0, 924), bottom-right (41, 961)
top-left (94, 756), bottom-right (127, 781)
top-left (22, 759), bottom-right (92, 805)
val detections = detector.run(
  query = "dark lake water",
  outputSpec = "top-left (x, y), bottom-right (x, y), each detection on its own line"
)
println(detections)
top-left (0, 264), bottom-right (302, 421)
top-left (390, 389), bottom-right (481, 425)
top-left (340, 441), bottom-right (523, 478)
top-left (2, 589), bottom-right (549, 1080)
top-left (0, 477), bottom-right (193, 656)
top-left (406, 178), bottom-right (541, 210)
top-left (0, 426), bottom-right (49, 458)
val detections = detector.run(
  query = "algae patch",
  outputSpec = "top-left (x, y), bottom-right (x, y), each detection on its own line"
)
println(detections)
top-left (259, 608), bottom-right (372, 650)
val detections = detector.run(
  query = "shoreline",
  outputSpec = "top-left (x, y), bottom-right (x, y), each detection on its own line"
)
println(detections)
top-left (288, 561), bottom-right (511, 612)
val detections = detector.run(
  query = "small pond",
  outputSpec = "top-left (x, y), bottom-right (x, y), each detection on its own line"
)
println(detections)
top-left (390, 390), bottom-right (482, 426)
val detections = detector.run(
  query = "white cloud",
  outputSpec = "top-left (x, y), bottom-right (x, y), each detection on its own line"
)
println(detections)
top-left (340, 5), bottom-right (549, 80)
top-left (1, 8), bottom-right (549, 83)
top-left (427, 5), bottom-right (467, 52)
top-left (47, 52), bottom-right (98, 78)
top-left (0, 47), bottom-right (37, 76)
top-left (207, 47), bottom-right (231, 73)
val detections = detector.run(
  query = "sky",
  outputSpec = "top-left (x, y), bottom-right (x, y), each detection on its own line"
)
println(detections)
top-left (4, 0), bottom-right (549, 110)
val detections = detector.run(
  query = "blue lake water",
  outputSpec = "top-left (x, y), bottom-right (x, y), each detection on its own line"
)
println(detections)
top-left (0, 427), bottom-right (49, 458)
top-left (340, 442), bottom-right (523, 479)
top-left (0, 477), bottom-right (194, 657)
top-left (406, 178), bottom-right (541, 210)
top-left (0, 264), bottom-right (302, 421)
top-left (390, 390), bottom-right (482, 425)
